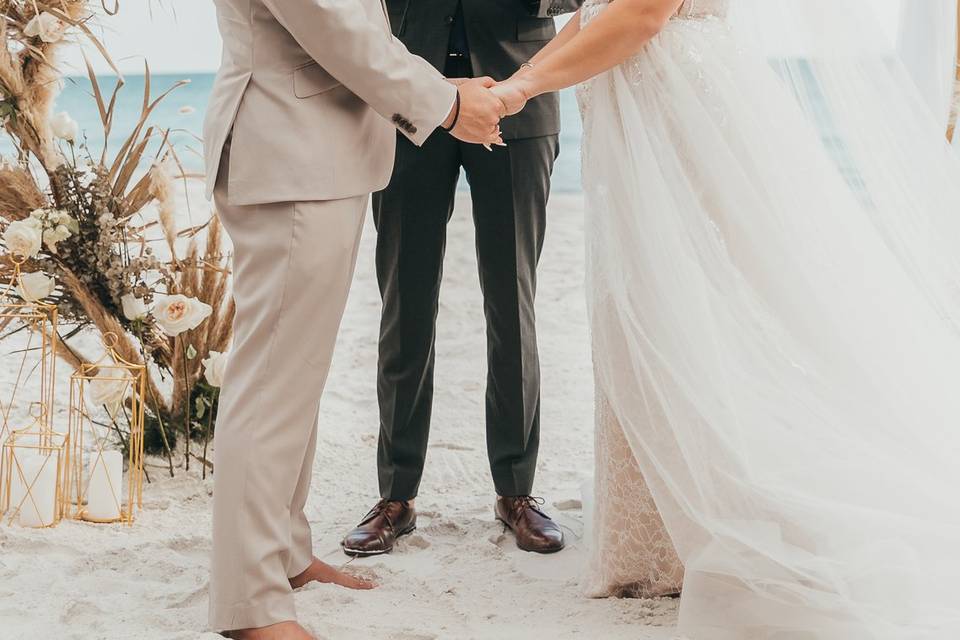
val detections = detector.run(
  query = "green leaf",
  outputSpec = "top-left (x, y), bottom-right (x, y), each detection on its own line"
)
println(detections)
top-left (194, 396), bottom-right (206, 419)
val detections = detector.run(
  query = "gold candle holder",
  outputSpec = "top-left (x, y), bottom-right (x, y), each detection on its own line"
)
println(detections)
top-left (0, 255), bottom-right (58, 442)
top-left (0, 256), bottom-right (60, 525)
top-left (0, 405), bottom-right (69, 528)
top-left (68, 333), bottom-right (146, 526)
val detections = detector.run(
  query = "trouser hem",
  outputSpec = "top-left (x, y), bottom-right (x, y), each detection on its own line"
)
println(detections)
top-left (209, 593), bottom-right (297, 633)
top-left (287, 551), bottom-right (314, 581)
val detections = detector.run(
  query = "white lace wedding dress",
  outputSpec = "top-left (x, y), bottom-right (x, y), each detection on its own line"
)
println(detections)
top-left (581, 0), bottom-right (960, 637)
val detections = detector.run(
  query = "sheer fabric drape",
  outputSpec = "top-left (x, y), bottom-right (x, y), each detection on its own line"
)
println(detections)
top-left (581, 1), bottom-right (960, 637)
top-left (896, 0), bottom-right (957, 130)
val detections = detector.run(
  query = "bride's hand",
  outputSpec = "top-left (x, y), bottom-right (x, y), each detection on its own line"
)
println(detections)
top-left (491, 79), bottom-right (530, 117)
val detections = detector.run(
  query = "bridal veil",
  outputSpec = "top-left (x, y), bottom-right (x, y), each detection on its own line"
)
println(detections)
top-left (583, 1), bottom-right (960, 637)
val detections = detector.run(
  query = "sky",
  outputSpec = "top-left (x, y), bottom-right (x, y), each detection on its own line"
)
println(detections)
top-left (62, 0), bottom-right (905, 75)
top-left (62, 1), bottom-right (222, 75)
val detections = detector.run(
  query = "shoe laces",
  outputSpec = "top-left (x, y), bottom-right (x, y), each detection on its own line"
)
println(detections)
top-left (363, 499), bottom-right (404, 528)
top-left (511, 496), bottom-right (549, 522)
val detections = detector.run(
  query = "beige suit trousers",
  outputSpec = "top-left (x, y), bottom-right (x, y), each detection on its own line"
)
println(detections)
top-left (209, 149), bottom-right (367, 631)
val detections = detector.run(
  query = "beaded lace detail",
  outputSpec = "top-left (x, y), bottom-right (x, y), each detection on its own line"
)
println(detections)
top-left (581, 0), bottom-right (730, 19)
top-left (579, 0), bottom-right (723, 602)
top-left (584, 388), bottom-right (685, 598)
top-left (676, 0), bottom-right (729, 18)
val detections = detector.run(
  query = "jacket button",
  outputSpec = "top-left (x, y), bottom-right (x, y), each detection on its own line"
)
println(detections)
top-left (445, 15), bottom-right (454, 24)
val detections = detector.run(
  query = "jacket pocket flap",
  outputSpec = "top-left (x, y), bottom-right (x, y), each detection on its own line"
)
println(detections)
top-left (294, 62), bottom-right (341, 98)
top-left (517, 17), bottom-right (555, 42)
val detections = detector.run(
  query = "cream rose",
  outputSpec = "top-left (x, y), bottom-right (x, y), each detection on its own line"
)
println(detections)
top-left (24, 12), bottom-right (66, 43)
top-left (120, 293), bottom-right (148, 321)
top-left (201, 350), bottom-right (229, 388)
top-left (50, 111), bottom-right (78, 142)
top-left (85, 366), bottom-right (132, 412)
top-left (152, 294), bottom-right (212, 337)
top-left (3, 218), bottom-right (43, 258)
top-left (18, 271), bottom-right (55, 302)
top-left (42, 225), bottom-right (67, 253)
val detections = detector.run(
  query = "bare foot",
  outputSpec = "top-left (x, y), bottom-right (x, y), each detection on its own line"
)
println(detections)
top-left (289, 557), bottom-right (377, 591)
top-left (223, 621), bottom-right (313, 639)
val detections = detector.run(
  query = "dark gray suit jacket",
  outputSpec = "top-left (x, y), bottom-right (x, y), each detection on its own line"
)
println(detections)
top-left (385, 0), bottom-right (583, 140)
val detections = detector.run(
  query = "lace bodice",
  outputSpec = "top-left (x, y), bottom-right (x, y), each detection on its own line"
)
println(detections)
top-left (582, 0), bottom-right (729, 19)
top-left (577, 0), bottom-right (732, 116)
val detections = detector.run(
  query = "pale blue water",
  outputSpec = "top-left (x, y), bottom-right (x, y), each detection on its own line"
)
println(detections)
top-left (52, 73), bottom-right (585, 193)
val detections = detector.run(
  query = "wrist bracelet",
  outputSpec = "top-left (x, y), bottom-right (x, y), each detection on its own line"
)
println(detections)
top-left (520, 62), bottom-right (535, 71)
top-left (442, 88), bottom-right (461, 132)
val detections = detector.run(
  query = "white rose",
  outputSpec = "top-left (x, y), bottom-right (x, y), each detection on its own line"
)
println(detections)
top-left (18, 271), bottom-right (55, 302)
top-left (3, 218), bottom-right (43, 258)
top-left (42, 225), bottom-right (70, 253)
top-left (49, 111), bottom-right (78, 142)
top-left (85, 366), bottom-right (132, 412)
top-left (120, 293), bottom-right (148, 321)
top-left (201, 350), bottom-right (229, 388)
top-left (24, 12), bottom-right (66, 44)
top-left (152, 294), bottom-right (212, 337)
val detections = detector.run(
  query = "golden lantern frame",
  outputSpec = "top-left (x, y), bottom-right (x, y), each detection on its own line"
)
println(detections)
top-left (0, 405), bottom-right (69, 528)
top-left (947, 3), bottom-right (960, 143)
top-left (68, 332), bottom-right (146, 526)
top-left (0, 255), bottom-right (58, 442)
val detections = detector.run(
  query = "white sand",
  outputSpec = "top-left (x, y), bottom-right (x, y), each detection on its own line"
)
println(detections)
top-left (0, 190), bottom-right (680, 639)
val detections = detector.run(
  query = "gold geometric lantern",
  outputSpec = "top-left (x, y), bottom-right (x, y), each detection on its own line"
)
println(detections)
top-left (68, 332), bottom-right (145, 525)
top-left (0, 404), bottom-right (69, 528)
top-left (0, 255), bottom-right (58, 442)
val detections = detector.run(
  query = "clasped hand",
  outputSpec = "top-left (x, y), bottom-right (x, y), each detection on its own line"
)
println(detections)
top-left (444, 76), bottom-right (531, 147)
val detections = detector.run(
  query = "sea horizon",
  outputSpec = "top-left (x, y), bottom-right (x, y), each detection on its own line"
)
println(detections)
top-left (48, 72), bottom-right (585, 194)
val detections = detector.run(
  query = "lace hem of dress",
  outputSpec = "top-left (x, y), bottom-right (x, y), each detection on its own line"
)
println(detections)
top-left (584, 383), bottom-right (684, 599)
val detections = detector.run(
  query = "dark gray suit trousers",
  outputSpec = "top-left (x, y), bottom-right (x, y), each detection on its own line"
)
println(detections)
top-left (374, 0), bottom-right (578, 500)
top-left (373, 128), bottom-right (558, 500)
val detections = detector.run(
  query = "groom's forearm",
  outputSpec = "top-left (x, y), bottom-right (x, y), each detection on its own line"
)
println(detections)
top-left (262, 0), bottom-right (456, 145)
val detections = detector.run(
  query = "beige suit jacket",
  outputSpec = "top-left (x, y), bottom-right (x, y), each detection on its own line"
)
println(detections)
top-left (204, 0), bottom-right (457, 205)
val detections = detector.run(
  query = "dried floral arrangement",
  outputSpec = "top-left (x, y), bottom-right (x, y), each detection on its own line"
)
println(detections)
top-left (0, 1), bottom-right (231, 478)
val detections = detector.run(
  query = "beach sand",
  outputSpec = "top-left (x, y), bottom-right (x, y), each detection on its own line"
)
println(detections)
top-left (0, 190), bottom-right (680, 639)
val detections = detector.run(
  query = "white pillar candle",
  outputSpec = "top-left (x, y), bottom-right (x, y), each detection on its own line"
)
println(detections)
top-left (18, 454), bottom-right (57, 528)
top-left (86, 450), bottom-right (123, 522)
top-left (7, 449), bottom-right (38, 514)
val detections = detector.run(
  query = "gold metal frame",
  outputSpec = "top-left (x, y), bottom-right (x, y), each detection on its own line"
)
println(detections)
top-left (0, 405), bottom-right (69, 528)
top-left (0, 256), bottom-right (62, 528)
top-left (67, 332), bottom-right (146, 525)
top-left (0, 256), bottom-right (58, 442)
top-left (947, 3), bottom-right (960, 142)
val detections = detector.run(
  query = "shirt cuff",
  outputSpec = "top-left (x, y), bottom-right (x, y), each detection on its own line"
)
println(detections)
top-left (412, 80), bottom-right (458, 146)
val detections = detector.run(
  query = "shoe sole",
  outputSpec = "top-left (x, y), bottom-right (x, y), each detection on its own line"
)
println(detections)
top-left (495, 515), bottom-right (566, 554)
top-left (341, 524), bottom-right (417, 557)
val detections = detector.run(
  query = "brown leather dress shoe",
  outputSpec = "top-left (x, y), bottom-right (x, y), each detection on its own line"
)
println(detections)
top-left (495, 496), bottom-right (565, 554)
top-left (342, 499), bottom-right (416, 557)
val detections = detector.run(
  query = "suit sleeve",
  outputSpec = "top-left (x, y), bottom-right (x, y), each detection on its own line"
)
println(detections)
top-left (526, 0), bottom-right (584, 18)
top-left (262, 0), bottom-right (456, 146)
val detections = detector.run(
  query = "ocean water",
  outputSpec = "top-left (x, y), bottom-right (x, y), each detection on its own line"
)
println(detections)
top-left (51, 73), bottom-right (585, 193)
